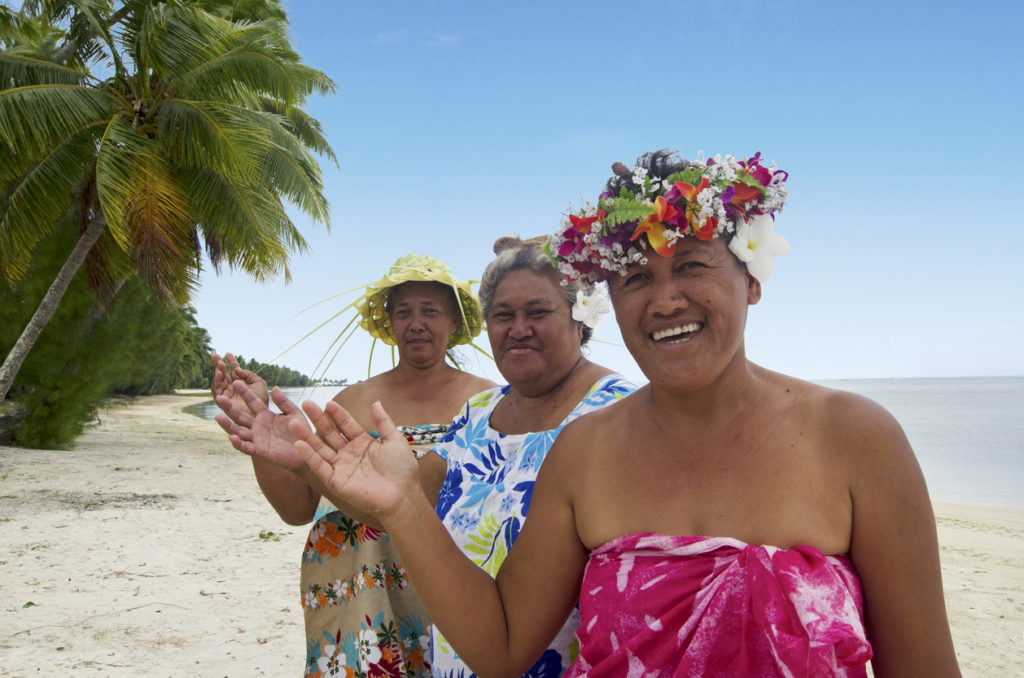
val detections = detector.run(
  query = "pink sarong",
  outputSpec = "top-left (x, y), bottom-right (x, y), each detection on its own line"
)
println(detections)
top-left (566, 534), bottom-right (872, 677)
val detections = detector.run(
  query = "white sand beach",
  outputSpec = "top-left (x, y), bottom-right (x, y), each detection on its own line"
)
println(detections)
top-left (1, 395), bottom-right (1021, 676)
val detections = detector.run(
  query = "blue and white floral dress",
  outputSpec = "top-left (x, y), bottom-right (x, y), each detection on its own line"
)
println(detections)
top-left (430, 375), bottom-right (637, 677)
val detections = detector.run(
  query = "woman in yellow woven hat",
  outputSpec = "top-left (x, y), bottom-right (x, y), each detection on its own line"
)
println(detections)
top-left (212, 253), bottom-right (493, 678)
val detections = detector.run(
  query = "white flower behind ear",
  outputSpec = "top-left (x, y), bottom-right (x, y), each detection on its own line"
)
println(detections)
top-left (572, 287), bottom-right (612, 328)
top-left (728, 214), bottom-right (790, 282)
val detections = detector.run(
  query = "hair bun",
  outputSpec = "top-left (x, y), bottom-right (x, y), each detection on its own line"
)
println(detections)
top-left (492, 235), bottom-right (548, 255)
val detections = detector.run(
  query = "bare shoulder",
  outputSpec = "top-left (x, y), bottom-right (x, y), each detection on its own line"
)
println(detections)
top-left (330, 378), bottom-right (385, 428)
top-left (452, 372), bottom-right (497, 399)
top-left (766, 371), bottom-right (906, 450)
top-left (555, 388), bottom-right (636, 460)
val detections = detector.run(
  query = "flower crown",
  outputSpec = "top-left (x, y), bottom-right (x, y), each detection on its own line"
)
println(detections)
top-left (545, 151), bottom-right (790, 286)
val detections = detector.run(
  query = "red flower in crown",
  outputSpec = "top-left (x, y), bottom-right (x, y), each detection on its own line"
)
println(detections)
top-left (569, 209), bottom-right (606, 233)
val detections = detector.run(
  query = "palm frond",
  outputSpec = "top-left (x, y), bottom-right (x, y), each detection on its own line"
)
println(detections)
top-left (259, 98), bottom-right (337, 166)
top-left (183, 167), bottom-right (297, 281)
top-left (155, 98), bottom-right (268, 177)
top-left (285, 62), bottom-right (336, 100)
top-left (0, 130), bottom-right (95, 285)
top-left (0, 83), bottom-right (113, 158)
top-left (0, 52), bottom-right (93, 87)
top-left (66, 0), bottom-right (125, 76)
top-left (125, 150), bottom-right (199, 303)
top-left (220, 106), bottom-right (330, 224)
top-left (94, 114), bottom-right (157, 250)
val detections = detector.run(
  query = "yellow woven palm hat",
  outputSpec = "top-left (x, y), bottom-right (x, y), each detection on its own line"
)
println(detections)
top-left (354, 254), bottom-right (484, 348)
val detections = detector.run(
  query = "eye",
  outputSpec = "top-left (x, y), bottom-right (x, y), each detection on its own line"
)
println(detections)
top-left (621, 271), bottom-right (649, 287)
top-left (424, 308), bottom-right (440, 316)
top-left (490, 311), bottom-right (513, 322)
top-left (393, 309), bottom-right (411, 319)
top-left (528, 309), bottom-right (550, 319)
top-left (676, 260), bottom-right (706, 273)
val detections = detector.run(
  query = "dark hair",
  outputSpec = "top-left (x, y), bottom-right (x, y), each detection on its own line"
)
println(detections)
top-left (603, 148), bottom-right (701, 197)
top-left (479, 238), bottom-right (592, 346)
top-left (605, 149), bottom-right (744, 252)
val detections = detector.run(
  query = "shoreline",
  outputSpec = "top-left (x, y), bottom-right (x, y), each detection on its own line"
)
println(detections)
top-left (1, 394), bottom-right (1022, 676)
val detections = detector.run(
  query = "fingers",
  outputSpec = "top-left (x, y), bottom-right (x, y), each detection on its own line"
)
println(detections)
top-left (211, 354), bottom-right (228, 396)
top-left (295, 438), bottom-right (336, 485)
top-left (323, 401), bottom-right (369, 442)
top-left (370, 401), bottom-right (401, 444)
top-left (286, 409), bottom-right (314, 441)
top-left (214, 394), bottom-right (253, 428)
top-left (271, 386), bottom-right (301, 415)
top-left (234, 380), bottom-right (268, 413)
top-left (289, 406), bottom-right (338, 467)
top-left (300, 401), bottom-right (355, 453)
top-left (225, 352), bottom-right (241, 371)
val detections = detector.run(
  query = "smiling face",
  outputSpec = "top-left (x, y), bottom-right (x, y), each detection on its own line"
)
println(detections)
top-left (608, 237), bottom-right (761, 391)
top-left (389, 281), bottom-right (459, 367)
top-left (486, 269), bottom-right (584, 394)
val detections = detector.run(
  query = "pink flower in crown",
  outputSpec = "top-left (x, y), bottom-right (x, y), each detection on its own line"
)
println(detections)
top-left (739, 152), bottom-right (773, 187)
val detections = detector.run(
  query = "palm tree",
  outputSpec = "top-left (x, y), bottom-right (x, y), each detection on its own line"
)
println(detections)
top-left (0, 0), bottom-right (336, 401)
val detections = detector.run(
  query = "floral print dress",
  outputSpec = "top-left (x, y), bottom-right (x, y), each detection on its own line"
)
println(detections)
top-left (302, 424), bottom-right (449, 678)
top-left (429, 376), bottom-right (637, 678)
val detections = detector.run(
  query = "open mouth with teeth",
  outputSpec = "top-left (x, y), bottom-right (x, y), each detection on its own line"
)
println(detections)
top-left (651, 322), bottom-right (702, 342)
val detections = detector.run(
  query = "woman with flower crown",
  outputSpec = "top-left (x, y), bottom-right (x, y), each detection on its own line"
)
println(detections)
top-left (290, 151), bottom-right (961, 677)
top-left (211, 254), bottom-right (495, 678)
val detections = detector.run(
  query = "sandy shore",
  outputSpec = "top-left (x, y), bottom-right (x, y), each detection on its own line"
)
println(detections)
top-left (1, 395), bottom-right (1021, 677)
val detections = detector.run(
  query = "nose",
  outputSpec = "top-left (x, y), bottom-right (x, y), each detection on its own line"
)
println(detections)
top-left (508, 312), bottom-right (532, 338)
top-left (402, 313), bottom-right (426, 334)
top-left (649, 283), bottom-right (689, 316)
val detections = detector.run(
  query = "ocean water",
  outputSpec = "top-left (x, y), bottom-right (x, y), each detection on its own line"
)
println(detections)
top-left (812, 377), bottom-right (1023, 509)
top-left (187, 377), bottom-right (1024, 510)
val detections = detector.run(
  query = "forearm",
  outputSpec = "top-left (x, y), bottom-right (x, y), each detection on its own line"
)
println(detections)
top-left (251, 457), bottom-right (319, 525)
top-left (385, 491), bottom-right (528, 678)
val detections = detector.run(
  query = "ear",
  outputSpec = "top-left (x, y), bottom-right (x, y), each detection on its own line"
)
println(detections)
top-left (746, 273), bottom-right (762, 306)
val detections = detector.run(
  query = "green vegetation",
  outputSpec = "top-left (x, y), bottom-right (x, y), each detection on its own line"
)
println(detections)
top-left (230, 356), bottom-right (314, 388)
top-left (0, 213), bottom-right (315, 447)
top-left (0, 0), bottom-right (334, 446)
top-left (0, 0), bottom-right (336, 402)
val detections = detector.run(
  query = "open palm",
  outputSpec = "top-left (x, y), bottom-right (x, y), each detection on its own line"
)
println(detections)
top-left (293, 400), bottom-right (420, 519)
top-left (214, 380), bottom-right (306, 472)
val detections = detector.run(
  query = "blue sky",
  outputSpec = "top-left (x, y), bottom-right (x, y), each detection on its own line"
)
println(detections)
top-left (193, 0), bottom-right (1024, 385)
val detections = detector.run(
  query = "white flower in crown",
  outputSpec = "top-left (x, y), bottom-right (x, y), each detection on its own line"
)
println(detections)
top-left (572, 287), bottom-right (612, 328)
top-left (728, 214), bottom-right (790, 283)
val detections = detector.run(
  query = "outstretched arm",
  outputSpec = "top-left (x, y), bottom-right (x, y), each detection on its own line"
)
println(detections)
top-left (295, 400), bottom-right (588, 677)
top-left (843, 395), bottom-right (960, 677)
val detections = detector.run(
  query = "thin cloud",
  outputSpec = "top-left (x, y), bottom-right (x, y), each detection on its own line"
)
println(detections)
top-left (423, 30), bottom-right (460, 48)
top-left (373, 28), bottom-right (409, 44)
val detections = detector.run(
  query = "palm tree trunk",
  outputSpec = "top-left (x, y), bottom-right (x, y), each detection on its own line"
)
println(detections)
top-left (0, 214), bottom-right (108, 402)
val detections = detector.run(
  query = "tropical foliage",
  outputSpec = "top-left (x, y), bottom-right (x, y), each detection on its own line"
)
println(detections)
top-left (0, 0), bottom-right (336, 401)
top-left (229, 355), bottom-right (315, 388)
top-left (0, 210), bottom-right (316, 448)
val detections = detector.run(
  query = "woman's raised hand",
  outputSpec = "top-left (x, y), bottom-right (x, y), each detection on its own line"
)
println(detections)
top-left (292, 400), bottom-right (420, 519)
top-left (211, 353), bottom-right (269, 405)
top-left (213, 378), bottom-right (307, 472)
